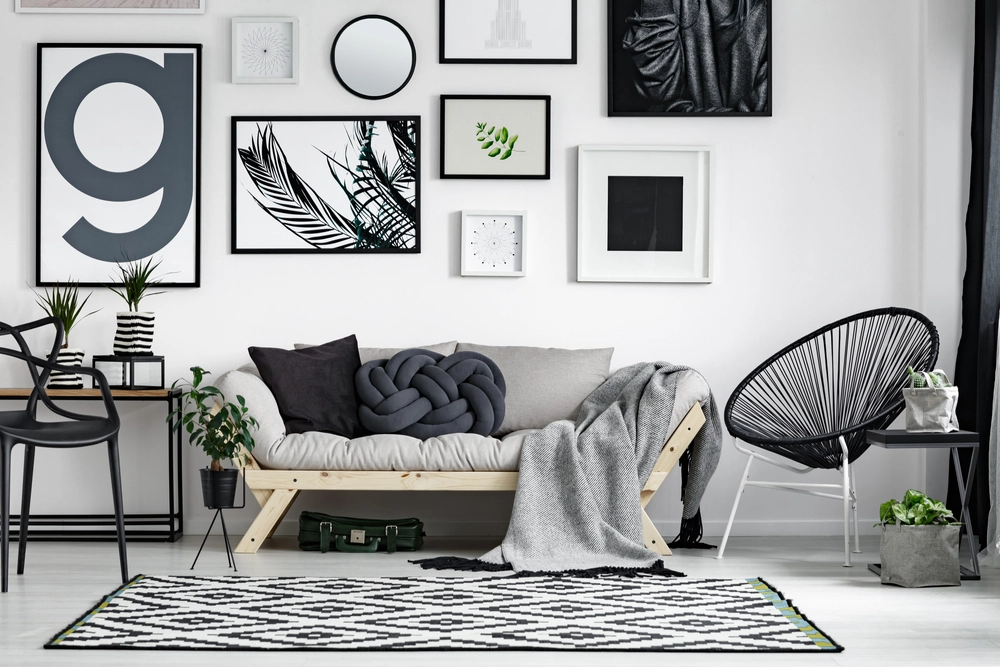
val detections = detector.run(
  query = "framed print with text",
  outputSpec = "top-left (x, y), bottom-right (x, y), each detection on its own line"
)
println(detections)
top-left (36, 44), bottom-right (201, 286)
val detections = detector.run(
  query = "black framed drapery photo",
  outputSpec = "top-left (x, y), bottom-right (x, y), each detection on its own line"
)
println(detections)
top-left (608, 0), bottom-right (771, 116)
top-left (36, 44), bottom-right (202, 287)
top-left (232, 116), bottom-right (420, 254)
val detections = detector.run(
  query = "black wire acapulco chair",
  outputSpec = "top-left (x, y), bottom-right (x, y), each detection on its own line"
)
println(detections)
top-left (718, 307), bottom-right (939, 567)
top-left (0, 317), bottom-right (126, 593)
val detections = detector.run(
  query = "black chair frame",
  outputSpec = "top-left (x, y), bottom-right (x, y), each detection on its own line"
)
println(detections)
top-left (0, 317), bottom-right (126, 593)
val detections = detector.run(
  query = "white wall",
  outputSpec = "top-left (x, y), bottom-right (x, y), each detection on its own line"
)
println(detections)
top-left (0, 0), bottom-right (974, 539)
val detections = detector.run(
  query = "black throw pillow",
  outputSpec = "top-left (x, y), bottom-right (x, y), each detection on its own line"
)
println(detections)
top-left (249, 334), bottom-right (361, 437)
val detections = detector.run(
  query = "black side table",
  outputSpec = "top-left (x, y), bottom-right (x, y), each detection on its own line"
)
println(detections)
top-left (865, 429), bottom-right (980, 580)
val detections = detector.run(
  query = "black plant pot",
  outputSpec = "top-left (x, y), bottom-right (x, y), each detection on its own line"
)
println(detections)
top-left (200, 468), bottom-right (239, 509)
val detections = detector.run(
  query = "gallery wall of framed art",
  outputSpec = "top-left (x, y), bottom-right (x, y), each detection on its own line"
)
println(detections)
top-left (36, 43), bottom-right (202, 287)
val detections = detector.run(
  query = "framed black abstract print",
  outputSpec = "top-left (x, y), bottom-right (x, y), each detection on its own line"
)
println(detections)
top-left (232, 116), bottom-right (420, 254)
top-left (608, 0), bottom-right (771, 116)
top-left (577, 145), bottom-right (712, 283)
top-left (440, 0), bottom-right (577, 64)
top-left (36, 44), bottom-right (202, 287)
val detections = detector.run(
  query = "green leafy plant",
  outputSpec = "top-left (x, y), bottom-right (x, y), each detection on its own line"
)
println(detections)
top-left (169, 367), bottom-right (258, 471)
top-left (108, 257), bottom-right (167, 312)
top-left (475, 122), bottom-right (520, 160)
top-left (907, 367), bottom-right (952, 388)
top-left (878, 489), bottom-right (960, 526)
top-left (30, 279), bottom-right (99, 348)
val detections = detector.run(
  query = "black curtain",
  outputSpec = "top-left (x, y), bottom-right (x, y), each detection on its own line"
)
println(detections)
top-left (952, 0), bottom-right (1000, 542)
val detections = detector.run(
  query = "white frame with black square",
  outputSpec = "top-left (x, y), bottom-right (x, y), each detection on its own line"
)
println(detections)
top-left (232, 17), bottom-right (299, 84)
top-left (577, 145), bottom-right (712, 283)
top-left (461, 210), bottom-right (526, 277)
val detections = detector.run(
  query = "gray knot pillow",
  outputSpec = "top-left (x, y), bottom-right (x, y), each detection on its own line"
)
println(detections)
top-left (355, 349), bottom-right (506, 439)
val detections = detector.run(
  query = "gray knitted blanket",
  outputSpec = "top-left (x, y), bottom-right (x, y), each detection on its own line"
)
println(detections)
top-left (473, 362), bottom-right (722, 572)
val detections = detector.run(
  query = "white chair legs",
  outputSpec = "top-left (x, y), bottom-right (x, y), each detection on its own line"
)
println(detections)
top-left (716, 452), bottom-right (753, 559)
top-left (717, 435), bottom-right (860, 567)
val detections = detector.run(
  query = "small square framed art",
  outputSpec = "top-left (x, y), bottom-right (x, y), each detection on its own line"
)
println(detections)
top-left (440, 95), bottom-right (550, 180)
top-left (577, 145), bottom-right (712, 283)
top-left (232, 18), bottom-right (299, 84)
top-left (461, 210), bottom-right (526, 277)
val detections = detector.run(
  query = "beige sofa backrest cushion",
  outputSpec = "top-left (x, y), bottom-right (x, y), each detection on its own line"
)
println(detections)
top-left (456, 343), bottom-right (614, 436)
top-left (294, 341), bottom-right (458, 365)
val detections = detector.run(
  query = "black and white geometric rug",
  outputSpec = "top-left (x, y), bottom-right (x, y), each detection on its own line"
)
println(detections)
top-left (47, 574), bottom-right (843, 652)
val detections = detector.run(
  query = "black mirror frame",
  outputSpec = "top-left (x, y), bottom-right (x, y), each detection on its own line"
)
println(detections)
top-left (330, 14), bottom-right (417, 101)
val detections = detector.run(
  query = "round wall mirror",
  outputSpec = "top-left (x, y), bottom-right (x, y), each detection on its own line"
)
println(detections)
top-left (331, 15), bottom-right (416, 100)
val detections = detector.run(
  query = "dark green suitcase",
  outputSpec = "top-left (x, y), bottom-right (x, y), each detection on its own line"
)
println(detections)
top-left (298, 512), bottom-right (424, 554)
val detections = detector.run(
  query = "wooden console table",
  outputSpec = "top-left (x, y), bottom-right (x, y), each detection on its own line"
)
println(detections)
top-left (0, 388), bottom-right (183, 542)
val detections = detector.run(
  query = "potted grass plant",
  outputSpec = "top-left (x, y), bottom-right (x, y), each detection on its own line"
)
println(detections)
top-left (170, 367), bottom-right (258, 509)
top-left (31, 280), bottom-right (99, 389)
top-left (108, 257), bottom-right (165, 356)
top-left (878, 489), bottom-right (962, 587)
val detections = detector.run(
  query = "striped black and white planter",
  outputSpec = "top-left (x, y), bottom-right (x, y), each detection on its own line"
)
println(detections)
top-left (114, 312), bottom-right (156, 356)
top-left (47, 348), bottom-right (85, 389)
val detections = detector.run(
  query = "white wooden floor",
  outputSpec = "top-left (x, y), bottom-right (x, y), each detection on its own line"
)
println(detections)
top-left (1, 535), bottom-right (997, 667)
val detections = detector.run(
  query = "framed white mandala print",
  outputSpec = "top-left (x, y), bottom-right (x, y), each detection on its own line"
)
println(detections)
top-left (461, 210), bottom-right (525, 277)
top-left (232, 18), bottom-right (298, 84)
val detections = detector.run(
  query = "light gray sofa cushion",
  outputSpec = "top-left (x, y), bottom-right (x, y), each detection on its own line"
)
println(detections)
top-left (456, 343), bottom-right (614, 435)
top-left (215, 367), bottom-right (711, 472)
top-left (294, 341), bottom-right (458, 365)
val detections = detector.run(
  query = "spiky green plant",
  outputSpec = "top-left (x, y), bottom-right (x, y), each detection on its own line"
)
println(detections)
top-left (108, 257), bottom-right (166, 312)
top-left (30, 279), bottom-right (99, 348)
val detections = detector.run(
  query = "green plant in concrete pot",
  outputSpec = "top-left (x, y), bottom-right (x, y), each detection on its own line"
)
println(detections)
top-left (877, 489), bottom-right (962, 588)
top-left (170, 367), bottom-right (258, 509)
top-left (31, 279), bottom-right (99, 389)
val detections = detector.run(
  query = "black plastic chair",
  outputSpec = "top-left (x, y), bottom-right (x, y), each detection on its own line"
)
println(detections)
top-left (0, 317), bottom-right (126, 593)
top-left (718, 307), bottom-right (939, 566)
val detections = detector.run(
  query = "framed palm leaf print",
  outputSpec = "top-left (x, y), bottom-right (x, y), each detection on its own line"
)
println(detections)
top-left (231, 116), bottom-right (420, 254)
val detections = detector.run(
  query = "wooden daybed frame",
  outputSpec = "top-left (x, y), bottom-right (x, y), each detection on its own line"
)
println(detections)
top-left (232, 402), bottom-right (707, 555)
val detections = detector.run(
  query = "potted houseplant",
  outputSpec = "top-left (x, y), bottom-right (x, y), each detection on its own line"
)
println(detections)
top-left (878, 489), bottom-right (962, 587)
top-left (31, 279), bottom-right (99, 389)
top-left (170, 367), bottom-right (259, 509)
top-left (108, 257), bottom-right (165, 356)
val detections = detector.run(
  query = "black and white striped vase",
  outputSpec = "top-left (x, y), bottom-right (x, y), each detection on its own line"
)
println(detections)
top-left (47, 348), bottom-right (85, 389)
top-left (113, 312), bottom-right (155, 356)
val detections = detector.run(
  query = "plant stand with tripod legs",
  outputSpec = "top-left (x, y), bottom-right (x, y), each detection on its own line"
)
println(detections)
top-left (191, 471), bottom-right (246, 572)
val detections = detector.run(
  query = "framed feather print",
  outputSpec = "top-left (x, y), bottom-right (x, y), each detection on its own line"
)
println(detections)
top-left (231, 116), bottom-right (420, 254)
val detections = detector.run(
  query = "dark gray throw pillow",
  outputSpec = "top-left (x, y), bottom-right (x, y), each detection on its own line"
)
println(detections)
top-left (249, 335), bottom-right (361, 437)
top-left (355, 349), bottom-right (506, 439)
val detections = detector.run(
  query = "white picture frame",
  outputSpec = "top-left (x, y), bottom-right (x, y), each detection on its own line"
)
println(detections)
top-left (577, 145), bottom-right (712, 283)
top-left (461, 210), bottom-right (526, 277)
top-left (232, 17), bottom-right (299, 84)
top-left (16, 0), bottom-right (205, 13)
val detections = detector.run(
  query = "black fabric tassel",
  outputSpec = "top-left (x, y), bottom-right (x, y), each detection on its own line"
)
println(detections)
top-left (668, 451), bottom-right (717, 550)
top-left (410, 557), bottom-right (685, 578)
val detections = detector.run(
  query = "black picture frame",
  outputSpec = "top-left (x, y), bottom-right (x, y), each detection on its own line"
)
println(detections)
top-left (439, 0), bottom-right (577, 65)
top-left (330, 15), bottom-right (417, 100)
top-left (607, 0), bottom-right (772, 117)
top-left (440, 95), bottom-right (551, 180)
top-left (231, 116), bottom-right (421, 255)
top-left (35, 43), bottom-right (202, 287)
